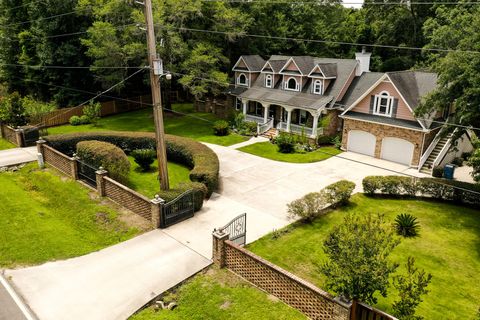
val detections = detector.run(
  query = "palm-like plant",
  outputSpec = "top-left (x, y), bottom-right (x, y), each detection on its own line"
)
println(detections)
top-left (394, 213), bottom-right (420, 237)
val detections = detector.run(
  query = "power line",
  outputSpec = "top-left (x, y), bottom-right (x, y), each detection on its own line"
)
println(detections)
top-left (0, 0), bottom-right (47, 13)
top-left (168, 70), bottom-right (480, 132)
top-left (2, 63), bottom-right (147, 70)
top-left (25, 68), bottom-right (148, 129)
top-left (201, 0), bottom-right (480, 4)
top-left (157, 25), bottom-right (480, 55)
top-left (0, 8), bottom-right (91, 29)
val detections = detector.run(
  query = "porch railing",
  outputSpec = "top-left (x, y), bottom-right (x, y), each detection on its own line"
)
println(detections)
top-left (257, 118), bottom-right (274, 135)
top-left (245, 114), bottom-right (264, 124)
top-left (277, 122), bottom-right (316, 137)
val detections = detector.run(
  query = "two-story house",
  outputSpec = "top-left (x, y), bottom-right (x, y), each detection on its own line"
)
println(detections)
top-left (227, 51), bottom-right (473, 171)
top-left (227, 54), bottom-right (361, 138)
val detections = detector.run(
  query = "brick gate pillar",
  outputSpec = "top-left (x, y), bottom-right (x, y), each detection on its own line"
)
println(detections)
top-left (212, 230), bottom-right (229, 268)
top-left (95, 168), bottom-right (108, 196)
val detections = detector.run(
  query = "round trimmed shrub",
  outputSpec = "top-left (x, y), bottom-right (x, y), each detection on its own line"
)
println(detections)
top-left (80, 115), bottom-right (91, 125)
top-left (45, 131), bottom-right (219, 197)
top-left (275, 132), bottom-right (296, 153)
top-left (76, 140), bottom-right (130, 184)
top-left (69, 116), bottom-right (82, 126)
top-left (213, 120), bottom-right (229, 136)
top-left (131, 149), bottom-right (156, 171)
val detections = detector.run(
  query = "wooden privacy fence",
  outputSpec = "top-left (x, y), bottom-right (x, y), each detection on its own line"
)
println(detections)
top-left (29, 95), bottom-right (153, 128)
top-left (36, 139), bottom-right (196, 229)
top-left (212, 230), bottom-right (398, 320)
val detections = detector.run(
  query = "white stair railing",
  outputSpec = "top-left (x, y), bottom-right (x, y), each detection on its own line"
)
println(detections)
top-left (432, 128), bottom-right (457, 168)
top-left (257, 118), bottom-right (274, 135)
top-left (418, 127), bottom-right (448, 171)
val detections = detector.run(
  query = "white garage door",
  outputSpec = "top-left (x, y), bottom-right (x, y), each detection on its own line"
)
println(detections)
top-left (381, 137), bottom-right (414, 165)
top-left (347, 130), bottom-right (376, 156)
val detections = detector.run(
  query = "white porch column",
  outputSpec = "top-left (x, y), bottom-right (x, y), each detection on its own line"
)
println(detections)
top-left (285, 107), bottom-right (293, 133)
top-left (242, 99), bottom-right (248, 115)
top-left (311, 114), bottom-right (320, 138)
top-left (263, 104), bottom-right (270, 123)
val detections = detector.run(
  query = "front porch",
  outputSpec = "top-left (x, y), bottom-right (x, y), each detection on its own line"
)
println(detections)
top-left (240, 99), bottom-right (324, 138)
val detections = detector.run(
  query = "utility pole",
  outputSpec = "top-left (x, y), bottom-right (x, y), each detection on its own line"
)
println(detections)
top-left (143, 0), bottom-right (169, 190)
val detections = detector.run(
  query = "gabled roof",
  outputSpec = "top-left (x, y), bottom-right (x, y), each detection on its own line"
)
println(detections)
top-left (279, 56), bottom-right (316, 75)
top-left (233, 55), bottom-right (266, 72)
top-left (339, 72), bottom-right (385, 108)
top-left (387, 71), bottom-right (437, 112)
top-left (309, 63), bottom-right (337, 78)
top-left (261, 60), bottom-right (287, 73)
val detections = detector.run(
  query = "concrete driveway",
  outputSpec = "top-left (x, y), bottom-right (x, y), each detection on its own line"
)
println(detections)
top-left (5, 142), bottom-right (426, 320)
top-left (0, 147), bottom-right (37, 167)
top-left (164, 144), bottom-right (426, 258)
top-left (5, 230), bottom-right (211, 320)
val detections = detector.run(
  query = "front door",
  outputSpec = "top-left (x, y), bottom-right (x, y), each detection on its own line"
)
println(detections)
top-left (269, 105), bottom-right (278, 126)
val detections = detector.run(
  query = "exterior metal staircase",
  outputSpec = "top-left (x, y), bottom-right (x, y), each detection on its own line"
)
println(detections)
top-left (419, 133), bottom-right (452, 174)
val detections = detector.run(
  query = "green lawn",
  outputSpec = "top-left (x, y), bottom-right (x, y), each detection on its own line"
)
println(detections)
top-left (0, 164), bottom-right (138, 268)
top-left (0, 138), bottom-right (16, 150)
top-left (130, 267), bottom-right (306, 320)
top-left (248, 194), bottom-right (480, 319)
top-left (238, 141), bottom-right (342, 163)
top-left (126, 156), bottom-right (191, 198)
top-left (46, 103), bottom-right (247, 146)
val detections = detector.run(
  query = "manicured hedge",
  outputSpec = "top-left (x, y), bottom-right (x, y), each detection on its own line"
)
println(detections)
top-left (363, 175), bottom-right (480, 207)
top-left (45, 131), bottom-right (220, 197)
top-left (76, 140), bottom-right (130, 184)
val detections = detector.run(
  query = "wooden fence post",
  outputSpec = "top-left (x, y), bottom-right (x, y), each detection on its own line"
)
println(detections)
top-left (212, 229), bottom-right (229, 268)
top-left (349, 300), bottom-right (357, 320)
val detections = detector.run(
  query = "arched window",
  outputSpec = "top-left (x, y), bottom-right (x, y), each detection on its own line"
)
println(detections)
top-left (285, 77), bottom-right (299, 91)
top-left (313, 80), bottom-right (323, 94)
top-left (237, 73), bottom-right (248, 86)
top-left (373, 91), bottom-right (394, 117)
top-left (265, 74), bottom-right (273, 88)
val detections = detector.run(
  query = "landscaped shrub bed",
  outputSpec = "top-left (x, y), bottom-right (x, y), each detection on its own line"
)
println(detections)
top-left (363, 175), bottom-right (480, 206)
top-left (76, 140), bottom-right (130, 184)
top-left (44, 131), bottom-right (219, 197)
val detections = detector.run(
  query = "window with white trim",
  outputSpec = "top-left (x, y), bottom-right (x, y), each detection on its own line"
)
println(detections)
top-left (265, 74), bottom-right (273, 88)
top-left (285, 77), bottom-right (300, 91)
top-left (373, 91), bottom-right (394, 117)
top-left (313, 80), bottom-right (323, 95)
top-left (237, 73), bottom-right (248, 86)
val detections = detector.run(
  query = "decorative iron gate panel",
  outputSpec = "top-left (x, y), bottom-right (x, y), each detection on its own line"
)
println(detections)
top-left (160, 190), bottom-right (195, 228)
top-left (219, 213), bottom-right (246, 246)
top-left (77, 159), bottom-right (98, 188)
top-left (22, 126), bottom-right (40, 146)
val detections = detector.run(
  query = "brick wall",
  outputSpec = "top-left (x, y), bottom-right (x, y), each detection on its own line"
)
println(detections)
top-left (103, 177), bottom-right (152, 220)
top-left (341, 118), bottom-right (424, 166)
top-left (42, 144), bottom-right (76, 177)
top-left (223, 240), bottom-right (350, 320)
top-left (1, 124), bottom-right (19, 146)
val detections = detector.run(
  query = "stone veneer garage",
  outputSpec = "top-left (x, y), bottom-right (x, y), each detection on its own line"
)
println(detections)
top-left (341, 118), bottom-right (426, 167)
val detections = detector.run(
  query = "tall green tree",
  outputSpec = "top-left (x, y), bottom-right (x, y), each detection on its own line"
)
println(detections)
top-left (0, 0), bottom-right (94, 106)
top-left (320, 213), bottom-right (400, 304)
top-left (416, 5), bottom-right (480, 136)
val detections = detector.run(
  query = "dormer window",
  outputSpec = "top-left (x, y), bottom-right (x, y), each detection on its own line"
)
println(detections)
top-left (265, 74), bottom-right (273, 88)
top-left (373, 91), bottom-right (394, 117)
top-left (237, 73), bottom-right (248, 86)
top-left (313, 80), bottom-right (323, 95)
top-left (285, 77), bottom-right (299, 91)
